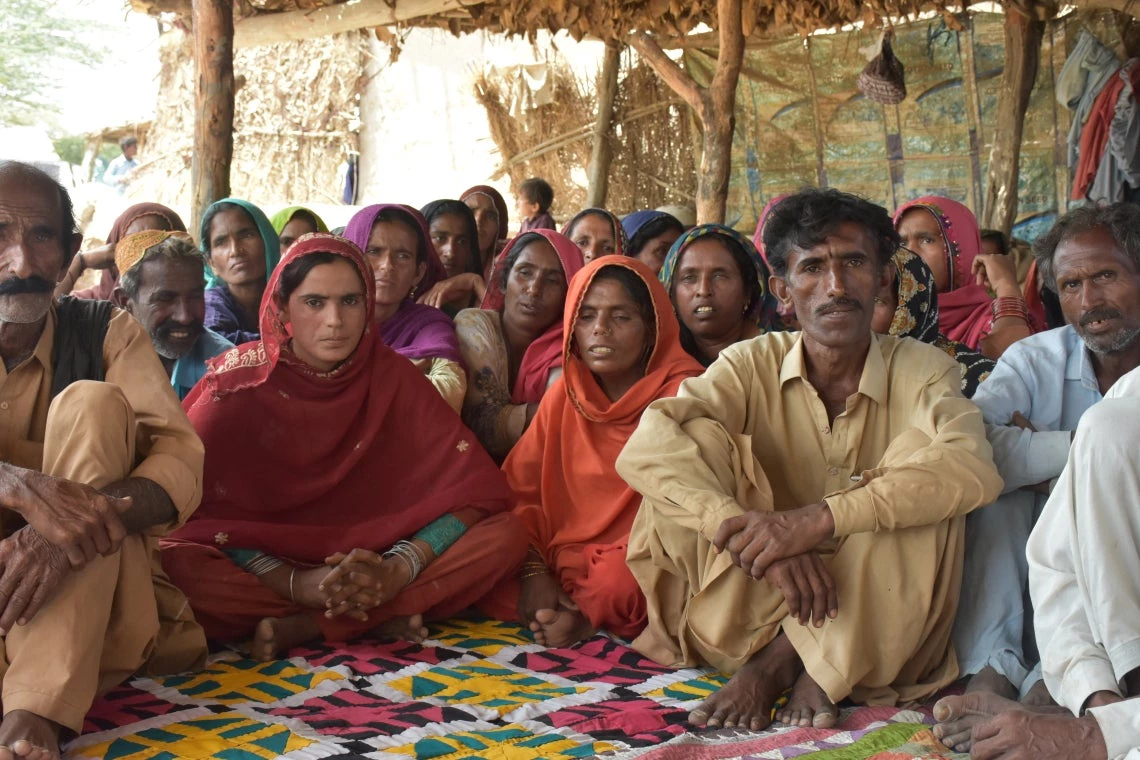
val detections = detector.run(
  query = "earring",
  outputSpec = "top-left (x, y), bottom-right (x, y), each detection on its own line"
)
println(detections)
top-left (408, 285), bottom-right (417, 299)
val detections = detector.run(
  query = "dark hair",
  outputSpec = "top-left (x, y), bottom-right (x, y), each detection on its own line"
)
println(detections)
top-left (288, 209), bottom-right (319, 230)
top-left (420, 199), bottom-right (482, 275)
top-left (980, 228), bottom-right (1009, 255)
top-left (372, 207), bottom-right (427, 264)
top-left (762, 188), bottom-right (897, 277)
top-left (499, 232), bottom-right (547, 290)
top-left (0, 161), bottom-right (79, 267)
top-left (201, 201), bottom-right (249, 254)
top-left (671, 233), bottom-right (765, 366)
top-left (566, 209), bottom-right (613, 239)
top-left (119, 136), bottom-right (138, 151)
top-left (277, 251), bottom-right (365, 302)
top-left (1033, 203), bottom-right (1140, 291)
top-left (627, 214), bottom-right (684, 258)
top-left (590, 265), bottom-right (655, 325)
top-left (519, 177), bottom-right (554, 213)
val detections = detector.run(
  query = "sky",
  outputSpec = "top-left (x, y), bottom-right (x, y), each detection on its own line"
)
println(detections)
top-left (50, 0), bottom-right (162, 134)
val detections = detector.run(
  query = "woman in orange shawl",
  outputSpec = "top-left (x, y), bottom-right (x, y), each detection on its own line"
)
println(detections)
top-left (483, 257), bottom-right (703, 647)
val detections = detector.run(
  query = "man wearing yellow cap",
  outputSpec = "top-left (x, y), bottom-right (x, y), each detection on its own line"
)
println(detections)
top-left (111, 231), bottom-right (233, 399)
top-left (0, 162), bottom-right (206, 760)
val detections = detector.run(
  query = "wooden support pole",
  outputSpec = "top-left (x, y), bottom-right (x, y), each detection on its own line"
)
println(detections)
top-left (586, 42), bottom-right (622, 209)
top-left (630, 0), bottom-right (744, 224)
top-left (234, 0), bottom-right (462, 48)
top-left (981, 8), bottom-right (1045, 235)
top-left (191, 0), bottom-right (235, 232)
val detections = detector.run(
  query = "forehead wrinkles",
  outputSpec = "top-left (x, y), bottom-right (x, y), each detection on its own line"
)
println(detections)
top-left (0, 191), bottom-right (60, 228)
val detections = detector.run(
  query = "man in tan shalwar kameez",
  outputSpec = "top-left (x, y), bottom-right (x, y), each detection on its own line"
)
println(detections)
top-left (617, 189), bottom-right (1003, 732)
top-left (0, 162), bottom-right (206, 760)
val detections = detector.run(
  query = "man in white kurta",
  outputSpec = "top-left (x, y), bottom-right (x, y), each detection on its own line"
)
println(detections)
top-left (934, 365), bottom-right (1140, 760)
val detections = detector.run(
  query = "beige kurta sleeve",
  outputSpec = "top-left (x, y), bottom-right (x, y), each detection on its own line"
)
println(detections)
top-left (424, 357), bottom-right (467, 415)
top-left (825, 360), bottom-right (1002, 537)
top-left (102, 309), bottom-right (204, 532)
top-left (616, 347), bottom-right (758, 543)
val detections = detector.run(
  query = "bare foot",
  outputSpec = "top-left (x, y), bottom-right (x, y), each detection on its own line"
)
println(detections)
top-left (529, 608), bottom-right (593, 648)
top-left (775, 670), bottom-right (838, 728)
top-left (689, 633), bottom-right (802, 731)
top-left (0, 710), bottom-right (61, 760)
top-left (933, 691), bottom-right (1021, 752)
top-left (370, 613), bottom-right (429, 644)
top-left (251, 614), bottom-right (320, 661)
top-left (1021, 678), bottom-right (1056, 708)
top-left (965, 665), bottom-right (1018, 700)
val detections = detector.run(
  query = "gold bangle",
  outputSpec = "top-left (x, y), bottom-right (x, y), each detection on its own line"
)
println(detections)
top-left (519, 570), bottom-right (549, 580)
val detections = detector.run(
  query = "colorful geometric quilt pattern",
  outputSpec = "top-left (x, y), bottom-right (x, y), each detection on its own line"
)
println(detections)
top-left (69, 618), bottom-right (963, 760)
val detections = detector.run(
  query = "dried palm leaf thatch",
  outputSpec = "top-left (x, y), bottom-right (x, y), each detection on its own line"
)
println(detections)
top-left (473, 56), bottom-right (695, 218)
top-left (474, 65), bottom-right (594, 219)
top-left (610, 58), bottom-right (696, 210)
top-left (127, 29), bottom-right (366, 214)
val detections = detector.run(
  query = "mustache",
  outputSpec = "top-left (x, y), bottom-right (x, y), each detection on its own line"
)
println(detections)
top-left (0, 276), bottom-right (55, 296)
top-left (1080, 309), bottom-right (1121, 327)
top-left (814, 297), bottom-right (863, 316)
top-left (155, 320), bottom-right (203, 338)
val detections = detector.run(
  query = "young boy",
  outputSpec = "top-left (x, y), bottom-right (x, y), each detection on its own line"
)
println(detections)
top-left (518, 177), bottom-right (556, 232)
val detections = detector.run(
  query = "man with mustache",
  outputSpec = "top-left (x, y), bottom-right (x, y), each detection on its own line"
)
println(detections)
top-left (0, 161), bottom-right (206, 760)
top-left (111, 232), bottom-right (233, 400)
top-left (617, 188), bottom-right (1001, 733)
top-left (934, 202), bottom-right (1140, 757)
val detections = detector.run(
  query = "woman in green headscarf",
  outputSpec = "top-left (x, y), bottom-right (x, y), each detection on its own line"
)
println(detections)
top-left (270, 206), bottom-right (329, 253)
top-left (200, 198), bottom-right (282, 344)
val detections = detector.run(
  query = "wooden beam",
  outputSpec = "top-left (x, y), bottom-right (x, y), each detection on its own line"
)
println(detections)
top-left (981, 7), bottom-right (1045, 235)
top-left (234, 0), bottom-right (464, 48)
top-left (192, 0), bottom-right (235, 229)
top-left (586, 41), bottom-right (622, 208)
top-left (630, 0), bottom-right (743, 224)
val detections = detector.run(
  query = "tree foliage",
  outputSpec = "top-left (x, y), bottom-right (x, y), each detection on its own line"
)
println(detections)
top-left (0, 0), bottom-right (109, 126)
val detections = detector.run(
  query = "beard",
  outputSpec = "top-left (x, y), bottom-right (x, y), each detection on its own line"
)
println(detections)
top-left (0, 277), bottom-right (55, 324)
top-left (1080, 323), bottom-right (1140, 355)
top-left (149, 321), bottom-right (203, 360)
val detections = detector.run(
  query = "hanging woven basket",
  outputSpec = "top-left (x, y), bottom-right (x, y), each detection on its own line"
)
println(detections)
top-left (857, 34), bottom-right (907, 105)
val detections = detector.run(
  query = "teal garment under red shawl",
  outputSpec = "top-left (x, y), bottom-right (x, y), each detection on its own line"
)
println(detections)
top-left (175, 233), bottom-right (513, 564)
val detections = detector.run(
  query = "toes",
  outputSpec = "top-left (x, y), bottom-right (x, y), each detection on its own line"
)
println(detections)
top-left (749, 716), bottom-right (764, 731)
top-left (687, 709), bottom-right (710, 726)
top-left (812, 708), bottom-right (838, 729)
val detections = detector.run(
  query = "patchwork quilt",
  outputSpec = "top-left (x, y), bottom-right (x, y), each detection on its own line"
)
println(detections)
top-left (70, 618), bottom-right (965, 760)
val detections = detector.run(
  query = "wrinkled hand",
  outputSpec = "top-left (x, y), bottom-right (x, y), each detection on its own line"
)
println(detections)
top-left (0, 527), bottom-right (70, 634)
top-left (417, 274), bottom-right (481, 309)
top-left (15, 471), bottom-right (131, 568)
top-left (321, 549), bottom-right (407, 621)
top-left (763, 553), bottom-right (838, 627)
top-left (518, 570), bottom-right (564, 625)
top-left (972, 253), bottom-right (1020, 297)
top-left (713, 503), bottom-right (834, 580)
top-left (971, 710), bottom-right (1106, 760)
top-left (82, 244), bottom-right (116, 270)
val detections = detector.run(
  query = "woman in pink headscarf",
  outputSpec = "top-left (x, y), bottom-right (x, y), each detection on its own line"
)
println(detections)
top-left (894, 196), bottom-right (1033, 359)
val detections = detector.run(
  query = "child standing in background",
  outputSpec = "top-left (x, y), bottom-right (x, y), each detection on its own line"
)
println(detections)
top-left (518, 177), bottom-right (557, 232)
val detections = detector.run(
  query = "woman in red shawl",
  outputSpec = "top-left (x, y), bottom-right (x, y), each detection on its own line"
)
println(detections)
top-left (481, 257), bottom-right (703, 647)
top-left (454, 230), bottom-right (584, 461)
top-left (894, 196), bottom-right (1033, 358)
top-left (162, 233), bottom-right (523, 661)
top-left (55, 202), bottom-right (186, 299)
top-left (416, 186), bottom-right (512, 312)
top-left (562, 208), bottom-right (627, 264)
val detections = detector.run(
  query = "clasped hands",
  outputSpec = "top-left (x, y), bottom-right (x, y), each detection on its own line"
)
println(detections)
top-left (309, 548), bottom-right (412, 622)
top-left (712, 502), bottom-right (838, 628)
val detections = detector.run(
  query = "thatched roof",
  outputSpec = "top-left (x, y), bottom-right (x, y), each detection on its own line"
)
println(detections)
top-left (130, 0), bottom-right (952, 43)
